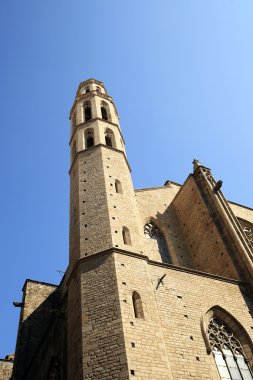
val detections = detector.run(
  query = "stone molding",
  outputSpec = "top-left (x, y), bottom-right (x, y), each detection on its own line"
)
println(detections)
top-left (69, 117), bottom-right (125, 146)
top-left (66, 247), bottom-right (248, 288)
top-left (69, 144), bottom-right (132, 174)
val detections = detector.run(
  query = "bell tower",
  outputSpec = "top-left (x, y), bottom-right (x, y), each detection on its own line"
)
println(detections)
top-left (69, 79), bottom-right (143, 267)
top-left (67, 79), bottom-right (146, 379)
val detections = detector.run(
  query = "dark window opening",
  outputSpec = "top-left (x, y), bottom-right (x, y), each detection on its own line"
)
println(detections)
top-left (85, 107), bottom-right (92, 121)
top-left (105, 135), bottom-right (112, 147)
top-left (86, 136), bottom-right (94, 148)
top-left (101, 107), bottom-right (108, 120)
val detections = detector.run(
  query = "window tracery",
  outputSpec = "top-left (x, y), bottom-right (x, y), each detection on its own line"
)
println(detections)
top-left (144, 221), bottom-right (170, 263)
top-left (208, 317), bottom-right (253, 380)
top-left (239, 219), bottom-right (253, 250)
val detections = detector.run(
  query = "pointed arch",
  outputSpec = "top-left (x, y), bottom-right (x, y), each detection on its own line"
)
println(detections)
top-left (105, 128), bottom-right (115, 148)
top-left (201, 306), bottom-right (253, 374)
top-left (132, 291), bottom-right (144, 319)
top-left (101, 106), bottom-right (108, 120)
top-left (83, 100), bottom-right (92, 122)
top-left (101, 101), bottom-right (111, 121)
top-left (122, 226), bottom-right (131, 245)
top-left (84, 129), bottom-right (94, 148)
top-left (115, 179), bottom-right (122, 194)
top-left (144, 220), bottom-right (170, 263)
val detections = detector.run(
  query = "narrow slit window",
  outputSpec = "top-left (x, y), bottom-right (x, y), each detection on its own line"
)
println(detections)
top-left (115, 180), bottom-right (122, 194)
top-left (132, 291), bottom-right (144, 319)
top-left (122, 227), bottom-right (131, 245)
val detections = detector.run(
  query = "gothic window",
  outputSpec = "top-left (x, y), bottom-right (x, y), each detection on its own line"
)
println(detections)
top-left (83, 101), bottom-right (92, 122)
top-left (132, 291), bottom-right (144, 319)
top-left (101, 106), bottom-right (108, 120)
top-left (144, 221), bottom-right (170, 263)
top-left (208, 317), bottom-right (253, 380)
top-left (122, 226), bottom-right (131, 245)
top-left (105, 128), bottom-right (115, 148)
top-left (85, 129), bottom-right (94, 148)
top-left (115, 179), bottom-right (122, 194)
top-left (85, 87), bottom-right (90, 93)
top-left (239, 219), bottom-right (253, 250)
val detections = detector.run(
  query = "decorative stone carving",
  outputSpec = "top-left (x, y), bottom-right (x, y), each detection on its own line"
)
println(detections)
top-left (208, 317), bottom-right (243, 356)
top-left (239, 219), bottom-right (253, 249)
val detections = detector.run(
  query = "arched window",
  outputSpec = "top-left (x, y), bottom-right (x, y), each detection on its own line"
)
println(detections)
top-left (85, 129), bottom-right (94, 148)
top-left (132, 291), bottom-right (144, 319)
top-left (115, 180), bottom-right (122, 194)
top-left (85, 87), bottom-right (90, 93)
top-left (144, 221), bottom-right (170, 263)
top-left (101, 106), bottom-right (108, 120)
top-left (105, 128), bottom-right (115, 148)
top-left (96, 86), bottom-right (101, 92)
top-left (122, 226), bottom-right (131, 245)
top-left (105, 135), bottom-right (112, 147)
top-left (71, 141), bottom-right (77, 163)
top-left (208, 317), bottom-right (253, 380)
top-left (83, 101), bottom-right (92, 122)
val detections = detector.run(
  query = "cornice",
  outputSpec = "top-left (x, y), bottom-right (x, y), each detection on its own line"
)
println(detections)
top-left (69, 117), bottom-right (125, 146)
top-left (69, 144), bottom-right (131, 174)
top-left (66, 247), bottom-right (248, 288)
top-left (75, 78), bottom-right (105, 96)
top-left (70, 90), bottom-right (118, 118)
top-left (135, 181), bottom-right (181, 193)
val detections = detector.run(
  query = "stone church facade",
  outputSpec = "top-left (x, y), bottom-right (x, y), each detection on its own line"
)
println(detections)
top-left (1, 79), bottom-right (253, 379)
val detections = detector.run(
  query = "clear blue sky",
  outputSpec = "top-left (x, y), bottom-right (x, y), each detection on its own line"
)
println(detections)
top-left (0, 0), bottom-right (253, 357)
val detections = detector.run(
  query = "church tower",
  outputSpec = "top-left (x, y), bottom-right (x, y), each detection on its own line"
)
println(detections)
top-left (67, 79), bottom-right (174, 379)
top-left (69, 78), bottom-right (143, 265)
top-left (7, 78), bottom-right (253, 380)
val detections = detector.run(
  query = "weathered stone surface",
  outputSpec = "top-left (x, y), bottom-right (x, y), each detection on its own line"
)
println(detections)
top-left (0, 359), bottom-right (13, 380)
top-left (9, 79), bottom-right (253, 379)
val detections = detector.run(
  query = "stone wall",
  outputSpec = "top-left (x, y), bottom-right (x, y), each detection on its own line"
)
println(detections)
top-left (135, 184), bottom-right (193, 267)
top-left (0, 360), bottom-right (13, 380)
top-left (114, 251), bottom-right (253, 380)
top-left (12, 280), bottom-right (58, 379)
top-left (79, 253), bottom-right (129, 379)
